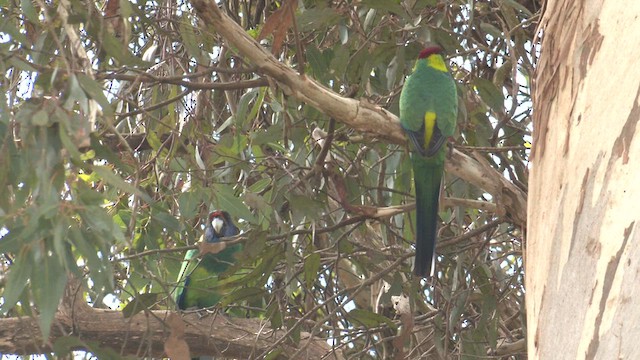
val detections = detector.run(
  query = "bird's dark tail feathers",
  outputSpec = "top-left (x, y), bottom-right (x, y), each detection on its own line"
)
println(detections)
top-left (412, 156), bottom-right (444, 278)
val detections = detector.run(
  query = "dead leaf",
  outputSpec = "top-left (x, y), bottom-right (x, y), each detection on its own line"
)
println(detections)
top-left (104, 0), bottom-right (124, 38)
top-left (391, 295), bottom-right (414, 359)
top-left (257, 0), bottom-right (298, 54)
top-left (198, 241), bottom-right (227, 255)
top-left (164, 313), bottom-right (190, 360)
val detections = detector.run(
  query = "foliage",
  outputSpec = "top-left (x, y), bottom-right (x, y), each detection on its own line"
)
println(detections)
top-left (0, 0), bottom-right (537, 358)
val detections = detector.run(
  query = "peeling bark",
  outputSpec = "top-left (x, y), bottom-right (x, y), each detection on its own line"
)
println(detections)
top-left (529, 1), bottom-right (640, 358)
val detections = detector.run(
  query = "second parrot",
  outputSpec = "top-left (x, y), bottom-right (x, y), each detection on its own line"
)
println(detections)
top-left (173, 210), bottom-right (241, 309)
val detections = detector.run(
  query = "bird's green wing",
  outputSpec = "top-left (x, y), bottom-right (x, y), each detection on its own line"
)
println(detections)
top-left (399, 51), bottom-right (457, 277)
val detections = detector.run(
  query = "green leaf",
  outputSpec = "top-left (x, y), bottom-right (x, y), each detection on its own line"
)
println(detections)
top-left (448, 290), bottom-right (468, 330)
top-left (99, 27), bottom-right (146, 66)
top-left (150, 207), bottom-right (181, 233)
top-left (461, 330), bottom-right (485, 357)
top-left (53, 336), bottom-right (86, 357)
top-left (433, 313), bottom-right (446, 357)
top-left (217, 287), bottom-right (265, 307)
top-left (20, 0), bottom-right (39, 22)
top-left (122, 293), bottom-right (159, 318)
top-left (31, 250), bottom-right (68, 339)
top-left (493, 59), bottom-right (513, 87)
top-left (116, 0), bottom-right (132, 17)
top-left (251, 124), bottom-right (283, 146)
top-left (306, 45), bottom-right (329, 80)
top-left (500, 0), bottom-right (533, 17)
top-left (31, 109), bottom-right (49, 126)
top-left (52, 218), bottom-right (75, 274)
top-left (287, 194), bottom-right (324, 223)
top-left (86, 341), bottom-right (128, 360)
top-left (76, 74), bottom-right (113, 116)
top-left (0, 22), bottom-right (29, 45)
top-left (330, 44), bottom-right (350, 80)
top-left (348, 309), bottom-right (396, 330)
top-left (266, 300), bottom-right (283, 329)
top-left (233, 88), bottom-right (258, 130)
top-left (92, 165), bottom-right (152, 203)
top-left (64, 74), bottom-right (87, 110)
top-left (0, 247), bottom-right (33, 314)
top-left (479, 293), bottom-right (498, 339)
top-left (361, 0), bottom-right (404, 15)
top-left (214, 184), bottom-right (255, 223)
top-left (304, 253), bottom-right (321, 289)
top-left (264, 349), bottom-right (284, 360)
top-left (338, 24), bottom-right (348, 45)
top-left (297, 8), bottom-right (341, 32)
top-left (179, 14), bottom-right (201, 60)
top-left (479, 22), bottom-right (503, 39)
top-left (414, 0), bottom-right (438, 7)
top-left (285, 317), bottom-right (301, 344)
top-left (247, 178), bottom-right (271, 193)
top-left (0, 226), bottom-right (26, 253)
top-left (471, 262), bottom-right (493, 295)
top-left (178, 191), bottom-right (200, 220)
top-left (473, 77), bottom-right (505, 112)
top-left (70, 227), bottom-right (113, 292)
top-left (58, 124), bottom-right (83, 161)
top-left (55, 336), bottom-right (131, 360)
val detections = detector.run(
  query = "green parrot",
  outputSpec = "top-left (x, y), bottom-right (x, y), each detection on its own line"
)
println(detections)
top-left (399, 46), bottom-right (457, 278)
top-left (173, 210), bottom-right (241, 309)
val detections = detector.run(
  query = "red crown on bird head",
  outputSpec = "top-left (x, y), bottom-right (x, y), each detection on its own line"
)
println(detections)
top-left (418, 46), bottom-right (444, 59)
top-left (209, 210), bottom-right (225, 222)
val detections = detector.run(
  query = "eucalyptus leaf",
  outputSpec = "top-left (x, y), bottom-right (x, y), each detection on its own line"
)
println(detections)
top-left (304, 252), bottom-right (321, 289)
top-left (122, 293), bottom-right (159, 318)
top-left (31, 250), bottom-right (68, 339)
top-left (347, 309), bottom-right (396, 330)
top-left (0, 248), bottom-right (33, 315)
top-left (473, 77), bottom-right (505, 112)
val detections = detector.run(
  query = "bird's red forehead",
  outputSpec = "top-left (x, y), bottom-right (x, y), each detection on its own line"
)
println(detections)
top-left (209, 211), bottom-right (224, 221)
top-left (418, 46), bottom-right (443, 59)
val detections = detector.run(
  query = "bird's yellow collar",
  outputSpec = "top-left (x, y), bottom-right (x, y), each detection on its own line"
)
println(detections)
top-left (426, 54), bottom-right (448, 73)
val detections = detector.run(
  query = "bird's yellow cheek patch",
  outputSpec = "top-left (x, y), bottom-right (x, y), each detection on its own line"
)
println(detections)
top-left (424, 112), bottom-right (437, 147)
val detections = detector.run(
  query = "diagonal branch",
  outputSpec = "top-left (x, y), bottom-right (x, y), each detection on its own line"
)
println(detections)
top-left (191, 0), bottom-right (403, 143)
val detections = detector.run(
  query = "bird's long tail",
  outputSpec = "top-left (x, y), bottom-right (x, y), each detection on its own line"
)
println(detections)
top-left (411, 156), bottom-right (444, 278)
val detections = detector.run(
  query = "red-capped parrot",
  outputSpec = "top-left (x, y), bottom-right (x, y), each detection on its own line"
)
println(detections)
top-left (399, 46), bottom-right (457, 278)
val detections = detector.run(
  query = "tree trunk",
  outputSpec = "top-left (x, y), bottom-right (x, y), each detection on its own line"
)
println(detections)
top-left (528, 1), bottom-right (640, 358)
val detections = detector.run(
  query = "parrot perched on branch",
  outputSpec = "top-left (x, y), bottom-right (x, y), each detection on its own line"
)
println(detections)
top-left (173, 210), bottom-right (241, 310)
top-left (399, 46), bottom-right (457, 278)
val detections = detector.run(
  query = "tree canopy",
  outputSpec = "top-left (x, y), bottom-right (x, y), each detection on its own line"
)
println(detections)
top-left (0, 0), bottom-right (537, 358)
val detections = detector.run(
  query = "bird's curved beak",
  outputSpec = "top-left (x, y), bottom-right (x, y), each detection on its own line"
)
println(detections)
top-left (211, 217), bottom-right (224, 234)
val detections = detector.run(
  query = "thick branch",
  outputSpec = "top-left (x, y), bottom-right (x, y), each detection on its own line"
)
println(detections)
top-left (0, 280), bottom-right (340, 359)
top-left (190, 0), bottom-right (527, 227)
